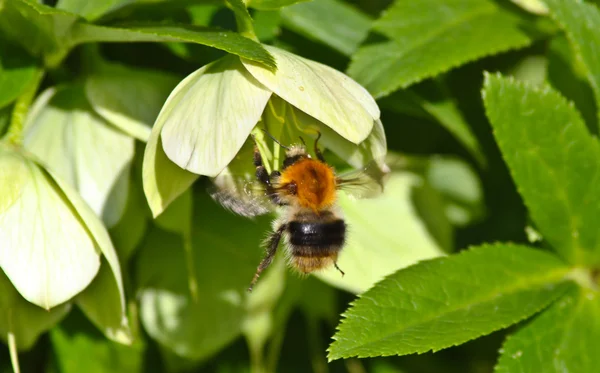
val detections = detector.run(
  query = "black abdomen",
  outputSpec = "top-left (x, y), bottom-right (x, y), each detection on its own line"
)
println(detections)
top-left (287, 220), bottom-right (346, 256)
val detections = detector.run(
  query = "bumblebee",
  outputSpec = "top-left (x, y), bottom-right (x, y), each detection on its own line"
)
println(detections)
top-left (212, 133), bottom-right (384, 291)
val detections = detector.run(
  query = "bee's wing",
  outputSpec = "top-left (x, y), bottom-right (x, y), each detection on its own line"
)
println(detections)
top-left (210, 172), bottom-right (274, 218)
top-left (336, 161), bottom-right (390, 200)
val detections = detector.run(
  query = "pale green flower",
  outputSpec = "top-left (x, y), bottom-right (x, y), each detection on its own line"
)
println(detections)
top-left (0, 142), bottom-right (129, 342)
top-left (144, 46), bottom-right (385, 216)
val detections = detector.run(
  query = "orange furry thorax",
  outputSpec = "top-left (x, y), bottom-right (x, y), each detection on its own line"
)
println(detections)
top-left (278, 158), bottom-right (337, 211)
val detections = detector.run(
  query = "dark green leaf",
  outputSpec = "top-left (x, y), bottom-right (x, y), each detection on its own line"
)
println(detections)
top-left (137, 193), bottom-right (272, 361)
top-left (381, 83), bottom-right (484, 165)
top-left (544, 0), bottom-right (600, 129)
top-left (0, 269), bottom-right (70, 350)
top-left (70, 23), bottom-right (276, 69)
top-left (348, 0), bottom-right (539, 98)
top-left (0, 38), bottom-right (38, 109)
top-left (280, 0), bottom-right (371, 56)
top-left (248, 0), bottom-right (311, 11)
top-left (483, 73), bottom-right (600, 265)
top-left (495, 286), bottom-right (600, 373)
top-left (329, 244), bottom-right (571, 359)
top-left (56, 0), bottom-right (131, 21)
top-left (0, 0), bottom-right (80, 66)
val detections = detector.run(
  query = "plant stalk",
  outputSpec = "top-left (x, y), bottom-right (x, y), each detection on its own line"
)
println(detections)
top-left (5, 70), bottom-right (45, 145)
top-left (232, 0), bottom-right (259, 41)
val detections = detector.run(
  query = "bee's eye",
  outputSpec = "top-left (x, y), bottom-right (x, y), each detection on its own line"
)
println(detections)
top-left (288, 182), bottom-right (298, 195)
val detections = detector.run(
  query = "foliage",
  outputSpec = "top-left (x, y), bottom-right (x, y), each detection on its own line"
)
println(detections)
top-left (0, 0), bottom-right (599, 373)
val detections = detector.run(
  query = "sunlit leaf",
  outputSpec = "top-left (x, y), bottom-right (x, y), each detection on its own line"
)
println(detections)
top-left (280, 0), bottom-right (371, 56)
top-left (242, 45), bottom-right (379, 144)
top-left (0, 144), bottom-right (100, 309)
top-left (0, 269), bottom-right (71, 350)
top-left (348, 0), bottom-right (539, 98)
top-left (160, 56), bottom-right (271, 176)
top-left (329, 244), bottom-right (572, 359)
top-left (24, 85), bottom-right (134, 228)
top-left (56, 0), bottom-right (134, 21)
top-left (496, 287), bottom-right (600, 373)
top-left (85, 61), bottom-right (179, 142)
top-left (483, 73), bottom-right (600, 266)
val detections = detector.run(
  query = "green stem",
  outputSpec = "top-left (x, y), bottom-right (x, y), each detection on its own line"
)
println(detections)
top-left (232, 1), bottom-right (259, 41)
top-left (5, 70), bottom-right (45, 145)
top-left (7, 311), bottom-right (20, 373)
top-left (183, 228), bottom-right (199, 302)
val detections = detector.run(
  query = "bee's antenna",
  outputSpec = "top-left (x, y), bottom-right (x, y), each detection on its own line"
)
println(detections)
top-left (260, 129), bottom-right (290, 150)
top-left (298, 136), bottom-right (307, 147)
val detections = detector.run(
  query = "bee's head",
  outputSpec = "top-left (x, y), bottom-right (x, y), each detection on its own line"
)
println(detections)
top-left (283, 144), bottom-right (310, 169)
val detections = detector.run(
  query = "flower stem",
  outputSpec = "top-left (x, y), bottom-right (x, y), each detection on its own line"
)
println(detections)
top-left (232, 0), bottom-right (259, 41)
top-left (5, 70), bottom-right (45, 145)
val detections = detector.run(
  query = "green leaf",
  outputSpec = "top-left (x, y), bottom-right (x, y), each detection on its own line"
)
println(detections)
top-left (50, 309), bottom-right (144, 373)
top-left (85, 61), bottom-right (179, 142)
top-left (0, 144), bottom-right (100, 309)
top-left (483, 74), bottom-right (600, 266)
top-left (70, 23), bottom-right (276, 69)
top-left (280, 0), bottom-right (371, 56)
top-left (0, 0), bottom-right (80, 66)
top-left (0, 269), bottom-right (70, 350)
top-left (137, 193), bottom-right (272, 361)
top-left (0, 38), bottom-right (38, 109)
top-left (253, 10), bottom-right (281, 42)
top-left (381, 83), bottom-right (484, 165)
top-left (328, 244), bottom-right (572, 360)
top-left (248, 0), bottom-right (311, 11)
top-left (56, 0), bottom-right (133, 21)
top-left (495, 287), bottom-right (600, 373)
top-left (544, 0), bottom-right (600, 129)
top-left (315, 172), bottom-right (446, 294)
top-left (348, 0), bottom-right (539, 98)
top-left (24, 85), bottom-right (134, 228)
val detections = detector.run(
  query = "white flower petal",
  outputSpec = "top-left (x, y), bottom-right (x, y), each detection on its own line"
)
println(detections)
top-left (24, 86), bottom-right (134, 228)
top-left (241, 45), bottom-right (380, 144)
top-left (160, 55), bottom-right (272, 176)
top-left (0, 146), bottom-right (100, 309)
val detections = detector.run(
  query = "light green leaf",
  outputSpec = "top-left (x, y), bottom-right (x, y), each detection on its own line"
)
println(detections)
top-left (0, 269), bottom-right (71, 350)
top-left (381, 84), bottom-right (484, 165)
top-left (242, 45), bottom-right (380, 144)
top-left (329, 244), bottom-right (572, 360)
top-left (483, 73), bottom-right (600, 266)
top-left (544, 0), bottom-right (600, 129)
top-left (511, 0), bottom-right (548, 15)
top-left (495, 287), bottom-right (600, 373)
top-left (248, 0), bottom-right (311, 10)
top-left (316, 172), bottom-right (446, 294)
top-left (0, 0), bottom-right (80, 66)
top-left (50, 309), bottom-right (143, 373)
top-left (348, 0), bottom-right (538, 98)
top-left (138, 193), bottom-right (272, 361)
top-left (160, 56), bottom-right (271, 176)
top-left (0, 145), bottom-right (100, 309)
top-left (24, 85), bottom-right (134, 228)
top-left (70, 23), bottom-right (276, 69)
top-left (0, 38), bottom-right (38, 109)
top-left (85, 61), bottom-right (179, 142)
top-left (280, 0), bottom-right (371, 56)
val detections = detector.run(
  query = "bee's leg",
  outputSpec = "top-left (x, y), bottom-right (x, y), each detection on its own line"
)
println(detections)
top-left (253, 145), bottom-right (272, 187)
top-left (248, 224), bottom-right (287, 292)
top-left (334, 262), bottom-right (345, 277)
top-left (314, 131), bottom-right (325, 162)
